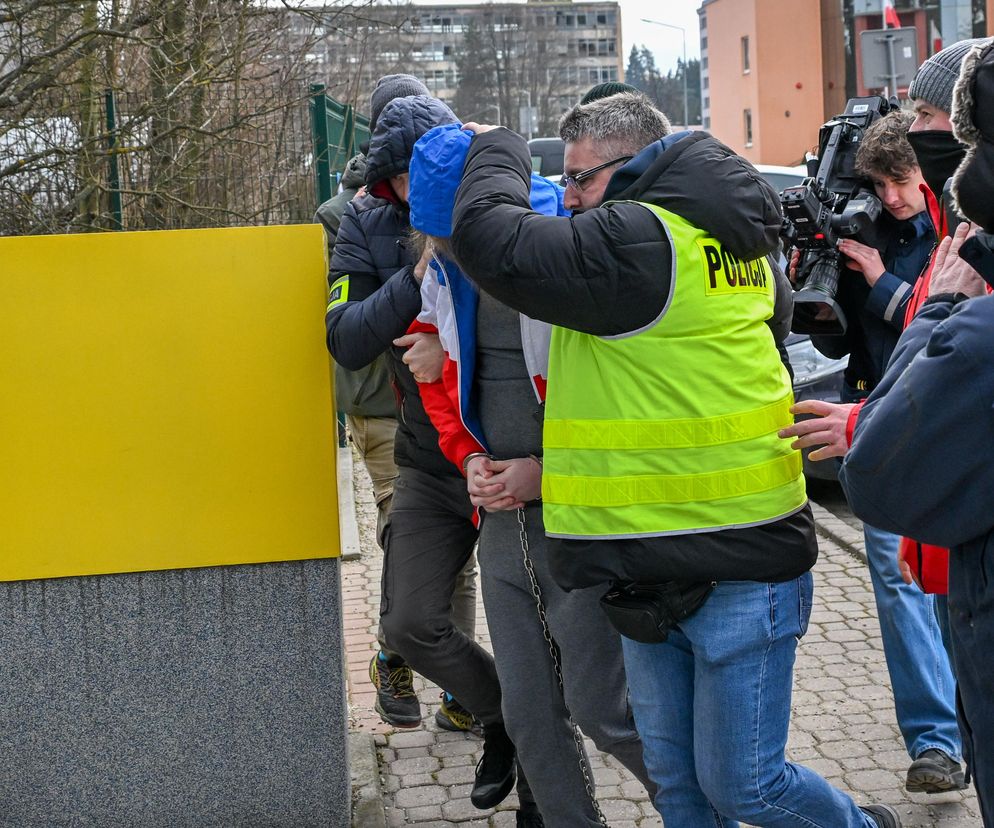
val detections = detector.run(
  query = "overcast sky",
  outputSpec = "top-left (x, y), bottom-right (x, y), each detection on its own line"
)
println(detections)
top-left (409, 0), bottom-right (704, 75)
top-left (616, 0), bottom-right (703, 73)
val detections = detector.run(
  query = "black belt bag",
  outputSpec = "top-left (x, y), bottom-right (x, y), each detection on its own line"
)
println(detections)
top-left (600, 580), bottom-right (716, 643)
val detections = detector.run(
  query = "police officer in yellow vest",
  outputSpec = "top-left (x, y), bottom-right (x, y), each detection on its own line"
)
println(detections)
top-left (450, 94), bottom-right (903, 828)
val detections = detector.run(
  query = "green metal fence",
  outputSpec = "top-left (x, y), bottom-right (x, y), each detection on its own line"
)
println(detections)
top-left (309, 83), bottom-right (370, 208)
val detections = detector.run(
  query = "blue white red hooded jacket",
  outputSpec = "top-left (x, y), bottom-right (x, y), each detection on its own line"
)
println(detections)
top-left (407, 123), bottom-right (569, 472)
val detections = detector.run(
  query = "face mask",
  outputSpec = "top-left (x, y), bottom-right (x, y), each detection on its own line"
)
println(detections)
top-left (907, 130), bottom-right (967, 197)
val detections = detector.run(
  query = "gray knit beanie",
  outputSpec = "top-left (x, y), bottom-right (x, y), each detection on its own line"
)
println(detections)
top-left (909, 38), bottom-right (987, 114)
top-left (369, 74), bottom-right (430, 132)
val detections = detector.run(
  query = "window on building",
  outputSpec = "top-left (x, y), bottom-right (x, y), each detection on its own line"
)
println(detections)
top-left (744, 109), bottom-right (753, 146)
top-left (597, 13), bottom-right (607, 24)
top-left (577, 13), bottom-right (587, 25)
top-left (741, 36), bottom-right (750, 73)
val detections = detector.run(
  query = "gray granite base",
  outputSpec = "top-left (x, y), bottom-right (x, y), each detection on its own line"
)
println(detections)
top-left (0, 559), bottom-right (349, 827)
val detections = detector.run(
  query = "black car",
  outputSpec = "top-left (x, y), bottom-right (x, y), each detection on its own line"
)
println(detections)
top-left (528, 137), bottom-right (565, 179)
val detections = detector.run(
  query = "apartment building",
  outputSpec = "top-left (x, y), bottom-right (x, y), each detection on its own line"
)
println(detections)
top-left (295, 1), bottom-right (624, 135)
top-left (700, 0), bottom-right (994, 165)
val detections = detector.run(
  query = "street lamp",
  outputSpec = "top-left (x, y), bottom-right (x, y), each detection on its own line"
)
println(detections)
top-left (641, 17), bottom-right (689, 129)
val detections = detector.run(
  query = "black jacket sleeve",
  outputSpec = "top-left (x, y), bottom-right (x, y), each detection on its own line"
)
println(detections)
top-left (839, 294), bottom-right (994, 548)
top-left (324, 202), bottom-right (423, 371)
top-left (450, 128), bottom-right (672, 336)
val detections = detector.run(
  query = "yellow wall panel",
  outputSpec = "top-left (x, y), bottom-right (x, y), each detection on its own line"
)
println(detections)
top-left (0, 225), bottom-right (339, 581)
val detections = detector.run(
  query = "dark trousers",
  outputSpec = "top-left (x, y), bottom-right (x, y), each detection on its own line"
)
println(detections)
top-left (379, 465), bottom-right (503, 725)
top-left (949, 541), bottom-right (994, 826)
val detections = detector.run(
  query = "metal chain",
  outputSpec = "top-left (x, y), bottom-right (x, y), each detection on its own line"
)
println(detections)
top-left (516, 507), bottom-right (609, 827)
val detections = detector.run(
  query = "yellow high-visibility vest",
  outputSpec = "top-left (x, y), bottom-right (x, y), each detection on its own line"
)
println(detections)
top-left (542, 202), bottom-right (806, 538)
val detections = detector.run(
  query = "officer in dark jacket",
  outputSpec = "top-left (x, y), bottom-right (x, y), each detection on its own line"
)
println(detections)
top-left (325, 93), bottom-right (521, 815)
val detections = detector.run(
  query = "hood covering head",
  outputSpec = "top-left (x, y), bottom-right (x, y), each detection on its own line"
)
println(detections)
top-left (340, 153), bottom-right (367, 190)
top-left (951, 37), bottom-right (994, 230)
top-left (369, 73), bottom-right (430, 133)
top-left (909, 38), bottom-right (987, 114)
top-left (365, 96), bottom-right (459, 188)
top-left (410, 124), bottom-right (566, 237)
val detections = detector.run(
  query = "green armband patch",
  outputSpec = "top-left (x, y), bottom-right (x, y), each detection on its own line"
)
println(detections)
top-left (327, 275), bottom-right (350, 311)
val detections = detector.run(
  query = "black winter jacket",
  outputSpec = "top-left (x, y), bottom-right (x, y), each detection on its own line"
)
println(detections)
top-left (450, 127), bottom-right (817, 588)
top-left (325, 96), bottom-right (462, 477)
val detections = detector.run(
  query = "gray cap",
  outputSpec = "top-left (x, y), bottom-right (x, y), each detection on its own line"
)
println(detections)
top-left (909, 38), bottom-right (987, 115)
top-left (369, 74), bottom-right (430, 132)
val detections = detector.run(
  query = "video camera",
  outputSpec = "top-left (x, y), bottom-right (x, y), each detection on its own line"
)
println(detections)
top-left (780, 96), bottom-right (897, 335)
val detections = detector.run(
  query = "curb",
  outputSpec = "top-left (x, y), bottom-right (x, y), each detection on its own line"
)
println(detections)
top-left (338, 444), bottom-right (362, 561)
top-left (809, 500), bottom-right (867, 566)
top-left (349, 731), bottom-right (386, 828)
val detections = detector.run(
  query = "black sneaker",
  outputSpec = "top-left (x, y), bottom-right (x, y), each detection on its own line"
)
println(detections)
top-left (470, 722), bottom-right (517, 809)
top-left (860, 804), bottom-right (902, 828)
top-left (368, 652), bottom-right (421, 728)
top-left (906, 749), bottom-right (967, 793)
top-left (435, 693), bottom-right (483, 737)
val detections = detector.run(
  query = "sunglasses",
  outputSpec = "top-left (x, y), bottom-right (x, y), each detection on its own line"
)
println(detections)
top-left (559, 155), bottom-right (633, 191)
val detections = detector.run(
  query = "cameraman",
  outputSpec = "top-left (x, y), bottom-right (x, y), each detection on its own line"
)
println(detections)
top-left (812, 111), bottom-right (934, 402)
top-left (793, 111), bottom-right (964, 793)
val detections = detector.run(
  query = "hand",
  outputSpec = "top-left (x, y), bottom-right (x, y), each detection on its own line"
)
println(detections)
top-left (465, 455), bottom-right (512, 511)
top-left (478, 457), bottom-right (542, 512)
top-left (928, 221), bottom-right (986, 298)
top-left (393, 332), bottom-right (444, 383)
top-left (465, 455), bottom-right (541, 511)
top-left (837, 238), bottom-right (886, 286)
top-left (897, 549), bottom-right (922, 589)
top-left (351, 185), bottom-right (367, 202)
top-left (788, 249), bottom-right (801, 286)
top-left (413, 245), bottom-right (434, 284)
top-left (462, 122), bottom-right (499, 135)
top-left (777, 400), bottom-right (856, 461)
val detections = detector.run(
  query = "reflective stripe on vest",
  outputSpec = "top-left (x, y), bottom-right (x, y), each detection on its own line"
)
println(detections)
top-left (541, 201), bottom-right (806, 539)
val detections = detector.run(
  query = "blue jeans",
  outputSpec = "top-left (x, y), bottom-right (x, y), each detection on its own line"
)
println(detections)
top-left (863, 522), bottom-right (961, 760)
top-left (622, 575), bottom-right (875, 827)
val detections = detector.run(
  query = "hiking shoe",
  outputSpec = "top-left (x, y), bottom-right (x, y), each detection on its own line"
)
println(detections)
top-left (470, 722), bottom-right (516, 809)
top-left (906, 749), bottom-right (967, 793)
top-left (435, 693), bottom-right (483, 737)
top-left (860, 804), bottom-right (902, 828)
top-left (368, 652), bottom-right (421, 729)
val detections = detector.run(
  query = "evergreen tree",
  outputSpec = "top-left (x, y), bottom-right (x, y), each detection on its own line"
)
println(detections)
top-left (625, 44), bottom-right (645, 88)
top-left (453, 21), bottom-right (498, 122)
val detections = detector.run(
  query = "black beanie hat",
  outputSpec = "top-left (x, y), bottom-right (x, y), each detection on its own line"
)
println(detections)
top-left (580, 81), bottom-right (640, 105)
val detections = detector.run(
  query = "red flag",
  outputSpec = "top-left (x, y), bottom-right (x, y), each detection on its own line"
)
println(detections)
top-left (930, 18), bottom-right (943, 53)
top-left (883, 0), bottom-right (901, 29)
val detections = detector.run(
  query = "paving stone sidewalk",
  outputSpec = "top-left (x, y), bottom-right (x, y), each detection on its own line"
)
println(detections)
top-left (340, 452), bottom-right (980, 827)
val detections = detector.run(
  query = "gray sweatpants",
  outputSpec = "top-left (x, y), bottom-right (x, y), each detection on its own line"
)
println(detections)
top-left (479, 503), bottom-right (655, 827)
